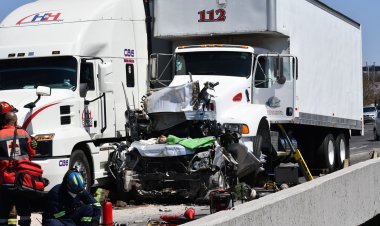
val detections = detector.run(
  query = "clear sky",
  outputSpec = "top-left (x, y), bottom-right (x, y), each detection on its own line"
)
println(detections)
top-left (0, 0), bottom-right (378, 66)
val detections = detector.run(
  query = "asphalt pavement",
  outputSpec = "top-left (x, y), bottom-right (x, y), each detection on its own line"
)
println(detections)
top-left (350, 122), bottom-right (379, 164)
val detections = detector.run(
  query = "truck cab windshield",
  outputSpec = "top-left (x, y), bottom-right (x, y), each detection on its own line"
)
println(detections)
top-left (0, 56), bottom-right (77, 90)
top-left (175, 51), bottom-right (252, 77)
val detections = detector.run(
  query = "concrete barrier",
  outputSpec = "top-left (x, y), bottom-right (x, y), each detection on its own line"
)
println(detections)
top-left (184, 158), bottom-right (380, 226)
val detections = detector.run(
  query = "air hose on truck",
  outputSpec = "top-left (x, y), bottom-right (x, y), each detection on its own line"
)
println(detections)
top-left (277, 124), bottom-right (314, 181)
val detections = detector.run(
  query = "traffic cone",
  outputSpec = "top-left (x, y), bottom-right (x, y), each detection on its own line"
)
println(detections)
top-left (184, 208), bottom-right (195, 220)
top-left (102, 201), bottom-right (113, 226)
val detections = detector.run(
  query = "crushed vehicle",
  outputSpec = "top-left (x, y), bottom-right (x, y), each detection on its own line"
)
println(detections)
top-left (108, 81), bottom-right (265, 200)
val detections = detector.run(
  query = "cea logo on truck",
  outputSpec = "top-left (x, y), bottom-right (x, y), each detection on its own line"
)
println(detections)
top-left (16, 11), bottom-right (63, 25)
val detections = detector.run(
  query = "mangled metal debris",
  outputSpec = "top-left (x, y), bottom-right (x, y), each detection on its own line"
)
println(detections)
top-left (109, 81), bottom-right (265, 201)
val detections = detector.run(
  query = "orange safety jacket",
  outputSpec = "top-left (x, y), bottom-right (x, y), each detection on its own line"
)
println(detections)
top-left (0, 125), bottom-right (35, 160)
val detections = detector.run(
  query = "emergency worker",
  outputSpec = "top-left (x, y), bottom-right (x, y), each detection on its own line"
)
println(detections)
top-left (0, 112), bottom-right (36, 226)
top-left (0, 102), bottom-right (17, 129)
top-left (42, 169), bottom-right (101, 226)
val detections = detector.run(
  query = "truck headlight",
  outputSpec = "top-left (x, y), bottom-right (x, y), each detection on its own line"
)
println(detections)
top-left (223, 124), bottom-right (250, 134)
top-left (33, 133), bottom-right (55, 157)
top-left (34, 133), bottom-right (55, 141)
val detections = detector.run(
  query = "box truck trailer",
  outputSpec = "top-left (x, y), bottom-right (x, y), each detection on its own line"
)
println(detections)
top-left (0, 0), bottom-right (362, 192)
top-left (148, 0), bottom-right (363, 174)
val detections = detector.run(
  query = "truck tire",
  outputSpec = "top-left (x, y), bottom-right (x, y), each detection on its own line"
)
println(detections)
top-left (244, 119), bottom-right (270, 186)
top-left (255, 120), bottom-right (271, 156)
top-left (70, 150), bottom-right (92, 191)
top-left (374, 128), bottom-right (380, 141)
top-left (318, 134), bottom-right (335, 172)
top-left (335, 134), bottom-right (349, 169)
top-left (252, 135), bottom-right (263, 158)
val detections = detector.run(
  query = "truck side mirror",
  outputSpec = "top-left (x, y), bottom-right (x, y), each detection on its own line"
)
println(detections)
top-left (36, 86), bottom-right (51, 96)
top-left (98, 62), bottom-right (113, 92)
top-left (24, 86), bottom-right (51, 109)
top-left (277, 75), bottom-right (286, 85)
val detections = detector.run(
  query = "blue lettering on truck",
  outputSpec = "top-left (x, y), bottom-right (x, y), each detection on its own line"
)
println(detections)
top-left (59, 160), bottom-right (69, 166)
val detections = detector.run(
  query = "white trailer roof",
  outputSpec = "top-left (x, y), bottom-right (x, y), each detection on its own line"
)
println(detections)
top-left (0, 0), bottom-right (146, 58)
top-left (0, 0), bottom-right (144, 27)
top-left (153, 0), bottom-right (360, 39)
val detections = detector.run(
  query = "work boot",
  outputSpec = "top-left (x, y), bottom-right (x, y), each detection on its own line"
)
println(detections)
top-left (7, 206), bottom-right (17, 226)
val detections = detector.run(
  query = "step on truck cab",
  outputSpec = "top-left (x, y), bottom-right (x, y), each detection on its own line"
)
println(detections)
top-left (0, 0), bottom-right (150, 189)
top-left (150, 0), bottom-right (363, 175)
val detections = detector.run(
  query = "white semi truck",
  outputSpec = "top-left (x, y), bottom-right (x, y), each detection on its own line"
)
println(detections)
top-left (0, 0), bottom-right (362, 191)
top-left (0, 0), bottom-right (153, 189)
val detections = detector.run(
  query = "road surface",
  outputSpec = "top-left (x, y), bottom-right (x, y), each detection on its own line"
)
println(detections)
top-left (350, 122), bottom-right (378, 164)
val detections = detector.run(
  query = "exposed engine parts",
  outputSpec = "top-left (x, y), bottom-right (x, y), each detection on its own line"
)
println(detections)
top-left (109, 129), bottom-right (256, 200)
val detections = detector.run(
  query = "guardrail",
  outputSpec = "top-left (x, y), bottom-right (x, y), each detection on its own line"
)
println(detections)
top-left (184, 158), bottom-right (380, 226)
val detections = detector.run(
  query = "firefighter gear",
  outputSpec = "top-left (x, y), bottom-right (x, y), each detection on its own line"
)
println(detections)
top-left (43, 171), bottom-right (101, 226)
top-left (0, 124), bottom-right (36, 226)
top-left (0, 190), bottom-right (31, 226)
top-left (66, 171), bottom-right (85, 194)
top-left (0, 125), bottom-right (36, 160)
top-left (30, 137), bottom-right (38, 150)
top-left (0, 102), bottom-right (17, 129)
top-left (0, 102), bottom-right (17, 115)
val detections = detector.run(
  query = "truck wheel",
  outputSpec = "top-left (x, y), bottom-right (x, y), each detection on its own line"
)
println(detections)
top-left (70, 150), bottom-right (92, 191)
top-left (374, 128), bottom-right (379, 141)
top-left (335, 134), bottom-right (348, 169)
top-left (318, 134), bottom-right (335, 172)
top-left (255, 120), bottom-right (271, 156)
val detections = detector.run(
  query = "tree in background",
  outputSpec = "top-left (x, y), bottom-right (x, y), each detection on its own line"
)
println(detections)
top-left (363, 74), bottom-right (380, 106)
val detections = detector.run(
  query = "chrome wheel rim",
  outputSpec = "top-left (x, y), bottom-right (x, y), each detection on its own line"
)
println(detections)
top-left (328, 140), bottom-right (335, 165)
top-left (339, 139), bottom-right (346, 163)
